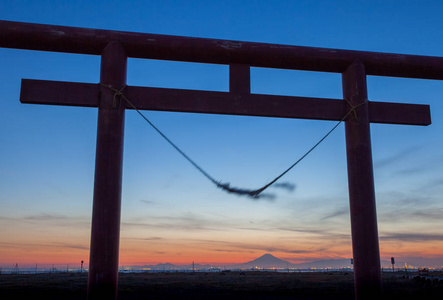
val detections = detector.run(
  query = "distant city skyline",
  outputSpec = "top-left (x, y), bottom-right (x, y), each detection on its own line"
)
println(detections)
top-left (1, 1), bottom-right (443, 268)
top-left (3, 253), bottom-right (443, 272)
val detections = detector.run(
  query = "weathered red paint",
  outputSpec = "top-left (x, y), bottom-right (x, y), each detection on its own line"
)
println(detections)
top-left (230, 64), bottom-right (250, 94)
top-left (20, 79), bottom-right (431, 126)
top-left (343, 61), bottom-right (382, 300)
top-left (2, 20), bottom-right (443, 79)
top-left (87, 41), bottom-right (127, 300)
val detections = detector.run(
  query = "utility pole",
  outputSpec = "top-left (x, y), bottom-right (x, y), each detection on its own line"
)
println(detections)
top-left (391, 257), bottom-right (395, 273)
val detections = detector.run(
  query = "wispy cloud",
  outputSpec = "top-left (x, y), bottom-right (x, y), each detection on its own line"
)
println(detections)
top-left (416, 178), bottom-right (443, 191)
top-left (55, 242), bottom-right (89, 250)
top-left (121, 237), bottom-right (163, 241)
top-left (214, 249), bottom-right (254, 253)
top-left (189, 239), bottom-right (325, 255)
top-left (379, 207), bottom-right (443, 223)
top-left (377, 190), bottom-right (436, 207)
top-left (411, 209), bottom-right (443, 220)
top-left (24, 213), bottom-right (68, 220)
top-left (374, 146), bottom-right (419, 169)
top-left (0, 213), bottom-right (90, 229)
top-left (122, 213), bottom-right (232, 231)
top-left (380, 232), bottom-right (443, 242)
top-left (276, 227), bottom-right (328, 234)
top-left (275, 226), bottom-right (351, 248)
top-left (140, 199), bottom-right (157, 205)
top-left (394, 165), bottom-right (434, 176)
top-left (321, 208), bottom-right (348, 220)
top-left (0, 241), bottom-right (89, 251)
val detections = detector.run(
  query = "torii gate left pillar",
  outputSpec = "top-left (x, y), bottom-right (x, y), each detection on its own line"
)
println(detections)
top-left (87, 42), bottom-right (126, 299)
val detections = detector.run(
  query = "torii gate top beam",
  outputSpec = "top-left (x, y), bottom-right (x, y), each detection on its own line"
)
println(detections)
top-left (1, 20), bottom-right (443, 80)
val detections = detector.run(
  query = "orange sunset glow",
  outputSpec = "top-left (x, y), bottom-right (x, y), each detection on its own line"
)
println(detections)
top-left (3, 206), bottom-right (443, 269)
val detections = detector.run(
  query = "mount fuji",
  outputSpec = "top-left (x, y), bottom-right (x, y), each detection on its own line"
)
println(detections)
top-left (232, 253), bottom-right (296, 269)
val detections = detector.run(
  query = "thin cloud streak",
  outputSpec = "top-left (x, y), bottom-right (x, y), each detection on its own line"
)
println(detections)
top-left (379, 207), bottom-right (443, 222)
top-left (188, 238), bottom-right (326, 255)
top-left (24, 213), bottom-right (68, 220)
top-left (380, 232), bottom-right (443, 242)
top-left (0, 241), bottom-right (89, 251)
top-left (321, 208), bottom-right (348, 220)
top-left (122, 214), bottom-right (231, 232)
top-left (140, 199), bottom-right (158, 205)
top-left (0, 213), bottom-right (91, 229)
top-left (121, 237), bottom-right (163, 241)
top-left (374, 146), bottom-right (419, 169)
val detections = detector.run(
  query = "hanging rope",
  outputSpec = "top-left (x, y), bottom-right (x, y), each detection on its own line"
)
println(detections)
top-left (99, 83), bottom-right (366, 199)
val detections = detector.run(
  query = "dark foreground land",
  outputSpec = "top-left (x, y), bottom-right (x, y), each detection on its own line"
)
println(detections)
top-left (1, 271), bottom-right (443, 300)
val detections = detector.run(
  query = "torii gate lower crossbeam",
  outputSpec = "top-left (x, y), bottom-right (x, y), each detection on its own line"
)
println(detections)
top-left (2, 21), bottom-right (434, 300)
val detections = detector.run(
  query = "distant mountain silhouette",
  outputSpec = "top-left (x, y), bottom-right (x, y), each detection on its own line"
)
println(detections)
top-left (232, 253), bottom-right (296, 269)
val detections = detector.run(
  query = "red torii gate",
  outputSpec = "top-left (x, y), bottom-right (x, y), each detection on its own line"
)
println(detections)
top-left (0, 21), bottom-right (435, 300)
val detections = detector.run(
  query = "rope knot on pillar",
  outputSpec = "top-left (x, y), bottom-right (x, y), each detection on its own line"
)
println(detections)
top-left (100, 83), bottom-right (127, 109)
top-left (344, 98), bottom-right (367, 121)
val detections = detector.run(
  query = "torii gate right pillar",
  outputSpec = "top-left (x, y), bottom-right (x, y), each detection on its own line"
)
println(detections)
top-left (343, 61), bottom-right (382, 299)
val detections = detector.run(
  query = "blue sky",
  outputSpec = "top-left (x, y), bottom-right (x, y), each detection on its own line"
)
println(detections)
top-left (1, 0), bottom-right (443, 267)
